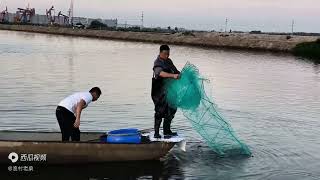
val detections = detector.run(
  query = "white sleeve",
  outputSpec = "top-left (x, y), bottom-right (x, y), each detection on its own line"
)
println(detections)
top-left (81, 93), bottom-right (92, 106)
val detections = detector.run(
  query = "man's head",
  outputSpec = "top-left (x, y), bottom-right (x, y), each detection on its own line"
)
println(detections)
top-left (159, 45), bottom-right (170, 60)
top-left (89, 87), bottom-right (102, 102)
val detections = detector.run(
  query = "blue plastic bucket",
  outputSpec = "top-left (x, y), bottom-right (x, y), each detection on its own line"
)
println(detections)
top-left (103, 128), bottom-right (141, 144)
top-left (108, 128), bottom-right (139, 135)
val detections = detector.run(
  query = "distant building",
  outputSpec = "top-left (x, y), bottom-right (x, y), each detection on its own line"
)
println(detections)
top-left (0, 13), bottom-right (16, 23)
top-left (30, 14), bottom-right (48, 25)
top-left (0, 13), bottom-right (9, 22)
top-left (3, 10), bottom-right (117, 28)
top-left (54, 16), bottom-right (67, 26)
top-left (73, 17), bottom-right (88, 25)
top-left (7, 13), bottom-right (14, 23)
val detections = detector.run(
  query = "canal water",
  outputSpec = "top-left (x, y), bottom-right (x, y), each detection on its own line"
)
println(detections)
top-left (0, 30), bottom-right (320, 179)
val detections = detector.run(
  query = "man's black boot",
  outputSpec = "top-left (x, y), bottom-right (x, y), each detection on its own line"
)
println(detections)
top-left (154, 117), bottom-right (162, 138)
top-left (163, 118), bottom-right (177, 136)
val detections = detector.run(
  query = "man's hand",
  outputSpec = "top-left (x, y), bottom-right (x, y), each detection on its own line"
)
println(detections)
top-left (173, 74), bottom-right (180, 79)
top-left (74, 118), bottom-right (80, 128)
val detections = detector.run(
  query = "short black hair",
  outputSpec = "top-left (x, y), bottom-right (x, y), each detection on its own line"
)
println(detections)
top-left (89, 87), bottom-right (102, 96)
top-left (160, 45), bottom-right (170, 52)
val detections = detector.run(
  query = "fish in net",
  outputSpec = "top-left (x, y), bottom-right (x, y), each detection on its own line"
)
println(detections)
top-left (164, 62), bottom-right (251, 157)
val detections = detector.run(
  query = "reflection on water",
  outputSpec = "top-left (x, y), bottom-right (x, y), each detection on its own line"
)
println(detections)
top-left (3, 161), bottom-right (166, 179)
top-left (0, 30), bottom-right (320, 179)
top-left (313, 63), bottom-right (320, 74)
top-left (2, 151), bottom-right (185, 180)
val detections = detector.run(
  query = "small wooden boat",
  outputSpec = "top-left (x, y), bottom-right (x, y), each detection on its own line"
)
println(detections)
top-left (0, 131), bottom-right (176, 164)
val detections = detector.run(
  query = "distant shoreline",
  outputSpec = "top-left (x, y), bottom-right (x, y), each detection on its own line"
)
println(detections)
top-left (0, 24), bottom-right (319, 54)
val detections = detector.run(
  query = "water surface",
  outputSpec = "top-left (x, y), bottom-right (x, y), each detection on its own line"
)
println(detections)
top-left (0, 30), bottom-right (320, 179)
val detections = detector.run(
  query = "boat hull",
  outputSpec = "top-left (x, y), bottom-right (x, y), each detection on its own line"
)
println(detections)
top-left (0, 131), bottom-right (175, 164)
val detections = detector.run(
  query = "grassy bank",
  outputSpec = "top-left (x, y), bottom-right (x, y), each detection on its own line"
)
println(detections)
top-left (293, 39), bottom-right (320, 61)
top-left (0, 24), bottom-right (319, 55)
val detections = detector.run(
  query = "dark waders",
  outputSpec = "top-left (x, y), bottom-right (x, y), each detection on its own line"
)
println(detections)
top-left (151, 77), bottom-right (177, 138)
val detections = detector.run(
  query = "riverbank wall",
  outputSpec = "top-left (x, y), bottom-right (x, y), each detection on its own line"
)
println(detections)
top-left (0, 24), bottom-right (318, 53)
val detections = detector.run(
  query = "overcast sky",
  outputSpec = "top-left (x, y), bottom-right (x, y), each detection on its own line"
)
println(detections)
top-left (1, 0), bottom-right (319, 32)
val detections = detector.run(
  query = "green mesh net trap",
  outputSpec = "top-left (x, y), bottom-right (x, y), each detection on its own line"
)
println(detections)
top-left (164, 62), bottom-right (251, 157)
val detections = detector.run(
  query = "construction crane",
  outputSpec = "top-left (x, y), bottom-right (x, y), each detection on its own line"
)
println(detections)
top-left (46, 5), bottom-right (55, 25)
top-left (0, 6), bottom-right (8, 23)
top-left (15, 5), bottom-right (35, 23)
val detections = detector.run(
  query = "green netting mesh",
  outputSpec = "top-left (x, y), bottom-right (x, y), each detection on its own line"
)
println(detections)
top-left (164, 62), bottom-right (251, 157)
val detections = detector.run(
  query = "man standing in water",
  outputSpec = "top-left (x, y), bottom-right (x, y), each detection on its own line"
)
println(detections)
top-left (152, 45), bottom-right (180, 138)
top-left (56, 87), bottom-right (101, 141)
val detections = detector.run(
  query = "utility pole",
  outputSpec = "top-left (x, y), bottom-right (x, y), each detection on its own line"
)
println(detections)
top-left (141, 11), bottom-right (144, 29)
top-left (225, 18), bottom-right (228, 32)
top-left (291, 19), bottom-right (295, 35)
top-left (68, 0), bottom-right (74, 26)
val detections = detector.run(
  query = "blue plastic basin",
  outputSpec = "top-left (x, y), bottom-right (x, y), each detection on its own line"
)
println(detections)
top-left (102, 128), bottom-right (141, 144)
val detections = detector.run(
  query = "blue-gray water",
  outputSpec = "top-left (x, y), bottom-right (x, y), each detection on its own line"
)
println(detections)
top-left (0, 30), bottom-right (320, 180)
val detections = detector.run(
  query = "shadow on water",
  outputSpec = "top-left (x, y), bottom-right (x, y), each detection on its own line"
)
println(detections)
top-left (1, 154), bottom-right (185, 180)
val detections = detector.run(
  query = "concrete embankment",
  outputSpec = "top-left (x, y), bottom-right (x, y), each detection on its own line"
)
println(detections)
top-left (0, 24), bottom-right (318, 52)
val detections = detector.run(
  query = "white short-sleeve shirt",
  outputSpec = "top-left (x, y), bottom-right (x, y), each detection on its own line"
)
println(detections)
top-left (58, 92), bottom-right (93, 114)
